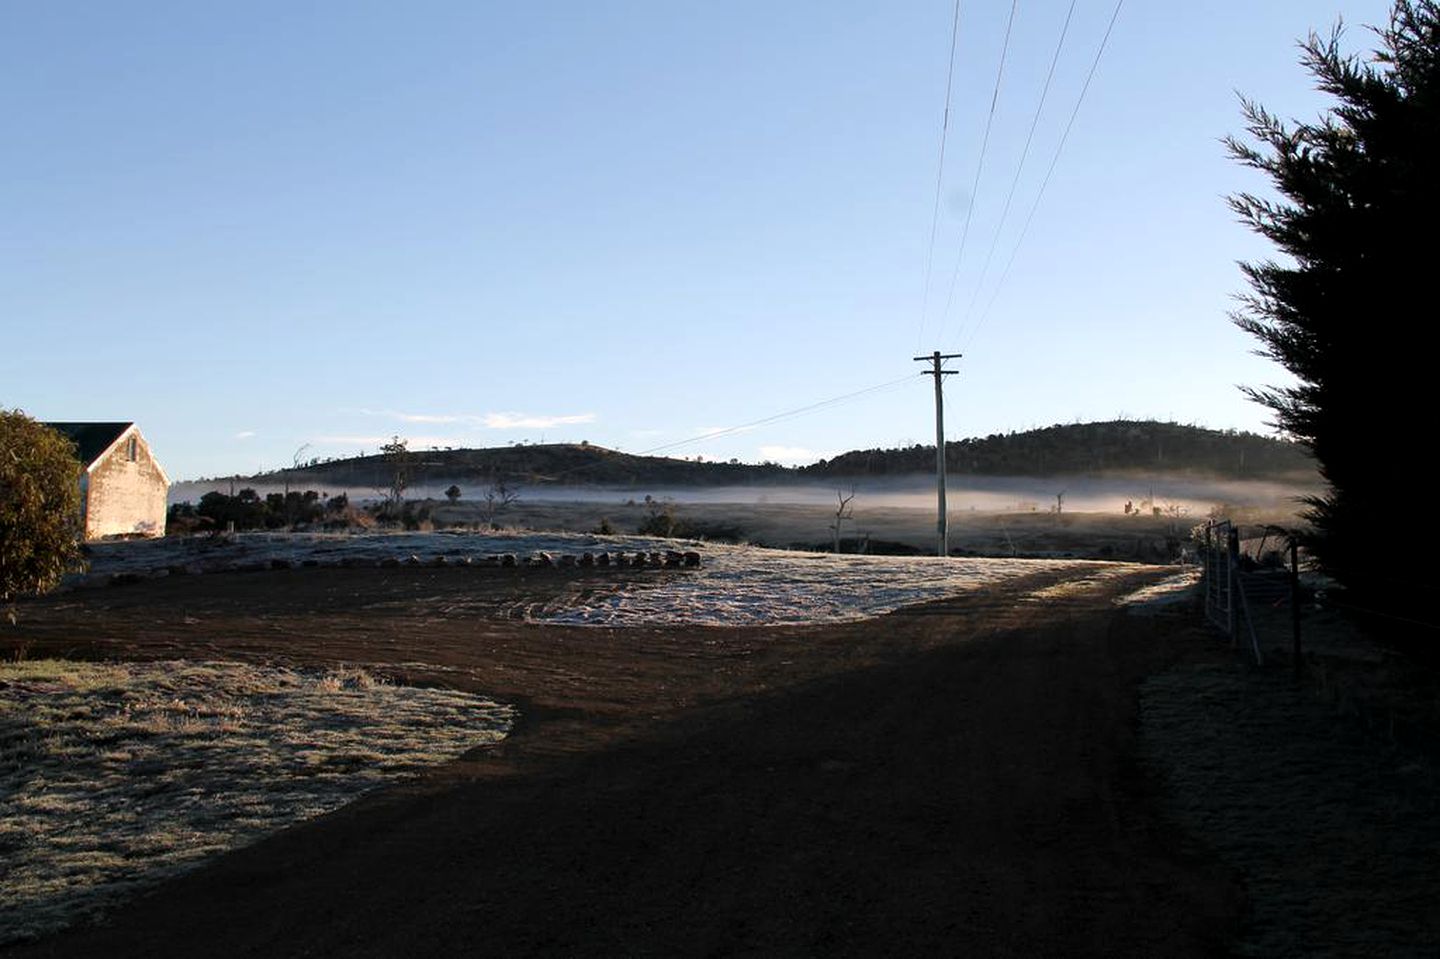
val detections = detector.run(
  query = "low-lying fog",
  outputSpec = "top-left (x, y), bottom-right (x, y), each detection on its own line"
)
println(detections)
top-left (171, 472), bottom-right (1316, 517)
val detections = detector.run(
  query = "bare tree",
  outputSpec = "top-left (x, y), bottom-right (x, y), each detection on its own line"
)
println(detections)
top-left (284, 443), bottom-right (311, 528)
top-left (829, 487), bottom-right (856, 554)
top-left (482, 479), bottom-right (520, 526)
top-left (379, 436), bottom-right (411, 516)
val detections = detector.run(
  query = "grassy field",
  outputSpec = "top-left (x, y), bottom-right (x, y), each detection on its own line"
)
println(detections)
top-left (0, 659), bottom-right (514, 945)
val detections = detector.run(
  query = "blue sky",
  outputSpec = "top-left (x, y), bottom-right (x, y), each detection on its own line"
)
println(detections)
top-left (1, 0), bottom-right (1393, 479)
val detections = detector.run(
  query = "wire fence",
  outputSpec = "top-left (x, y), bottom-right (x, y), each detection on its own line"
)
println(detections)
top-left (1200, 520), bottom-right (1303, 670)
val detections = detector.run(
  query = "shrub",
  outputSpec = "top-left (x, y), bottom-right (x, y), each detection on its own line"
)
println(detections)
top-left (0, 410), bottom-right (84, 611)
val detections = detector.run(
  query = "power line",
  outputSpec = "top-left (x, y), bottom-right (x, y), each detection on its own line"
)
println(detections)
top-left (516, 374), bottom-right (919, 485)
top-left (634, 374), bottom-right (919, 458)
top-left (916, 0), bottom-right (965, 351)
top-left (937, 0), bottom-right (1021, 332)
top-left (964, 0), bottom-right (1126, 352)
top-left (949, 0), bottom-right (1077, 347)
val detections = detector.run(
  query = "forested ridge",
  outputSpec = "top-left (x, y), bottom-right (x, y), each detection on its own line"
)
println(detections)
top-left (801, 420), bottom-right (1310, 480)
top-left (232, 420), bottom-right (1310, 488)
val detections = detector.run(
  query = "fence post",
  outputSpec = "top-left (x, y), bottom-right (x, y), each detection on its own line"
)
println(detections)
top-left (1227, 526), bottom-right (1240, 646)
top-left (1203, 523), bottom-right (1217, 630)
top-left (1202, 524), bottom-right (1211, 618)
top-left (1291, 540), bottom-right (1302, 678)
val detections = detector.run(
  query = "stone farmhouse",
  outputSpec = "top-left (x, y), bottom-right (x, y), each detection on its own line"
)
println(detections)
top-left (46, 422), bottom-right (169, 540)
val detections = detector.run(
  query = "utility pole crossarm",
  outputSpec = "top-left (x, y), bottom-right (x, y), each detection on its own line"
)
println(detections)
top-left (914, 350), bottom-right (962, 558)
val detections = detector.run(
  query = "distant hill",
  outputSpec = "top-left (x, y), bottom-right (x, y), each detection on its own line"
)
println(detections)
top-left (230, 420), bottom-right (1310, 490)
top-left (800, 420), bottom-right (1313, 481)
top-left (250, 442), bottom-right (791, 491)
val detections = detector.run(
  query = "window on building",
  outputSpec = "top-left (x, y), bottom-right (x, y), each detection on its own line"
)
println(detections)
top-left (127, 436), bottom-right (138, 462)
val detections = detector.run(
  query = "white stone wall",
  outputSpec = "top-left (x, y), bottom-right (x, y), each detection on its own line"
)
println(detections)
top-left (85, 430), bottom-right (168, 539)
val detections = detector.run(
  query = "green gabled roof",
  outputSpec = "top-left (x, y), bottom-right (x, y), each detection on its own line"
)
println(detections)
top-left (44, 422), bottom-right (134, 467)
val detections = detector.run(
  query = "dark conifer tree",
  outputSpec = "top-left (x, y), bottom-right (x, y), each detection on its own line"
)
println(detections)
top-left (1227, 1), bottom-right (1439, 625)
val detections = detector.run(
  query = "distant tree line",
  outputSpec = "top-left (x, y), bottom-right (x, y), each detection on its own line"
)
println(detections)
top-left (167, 487), bottom-right (480, 534)
top-left (261, 442), bottom-right (793, 490)
top-left (800, 421), bottom-right (1312, 481)
top-left (219, 421), bottom-right (1310, 492)
top-left (168, 490), bottom-right (350, 533)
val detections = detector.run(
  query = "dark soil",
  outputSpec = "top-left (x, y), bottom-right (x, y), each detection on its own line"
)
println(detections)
top-left (2, 564), bottom-right (1242, 957)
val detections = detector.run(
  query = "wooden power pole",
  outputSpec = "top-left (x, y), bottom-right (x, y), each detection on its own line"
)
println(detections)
top-left (914, 351), bottom-right (961, 557)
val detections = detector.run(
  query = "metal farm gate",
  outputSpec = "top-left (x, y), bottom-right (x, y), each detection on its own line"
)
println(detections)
top-left (1202, 520), bottom-right (1238, 637)
top-left (1201, 520), bottom-right (1303, 669)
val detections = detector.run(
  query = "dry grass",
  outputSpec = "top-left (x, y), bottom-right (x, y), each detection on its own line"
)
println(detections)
top-left (0, 658), bottom-right (515, 945)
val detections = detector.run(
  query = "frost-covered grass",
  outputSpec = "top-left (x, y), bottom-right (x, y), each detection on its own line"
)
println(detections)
top-left (524, 547), bottom-right (1113, 626)
top-left (1113, 567), bottom-right (1202, 612)
top-left (76, 529), bottom-right (691, 577)
top-left (0, 659), bottom-right (514, 945)
top-left (74, 532), bottom-right (1131, 627)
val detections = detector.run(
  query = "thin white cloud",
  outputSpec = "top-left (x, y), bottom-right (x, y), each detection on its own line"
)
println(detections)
top-left (315, 435), bottom-right (390, 446)
top-left (394, 412), bottom-right (465, 424)
top-left (355, 408), bottom-right (596, 430)
top-left (403, 435), bottom-right (474, 449)
top-left (355, 408), bottom-right (464, 424)
top-left (234, 431), bottom-right (256, 440)
top-left (314, 434), bottom-right (482, 449)
top-left (483, 411), bottom-right (596, 430)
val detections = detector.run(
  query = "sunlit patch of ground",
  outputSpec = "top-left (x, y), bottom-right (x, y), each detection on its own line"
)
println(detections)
top-left (0, 659), bottom-right (514, 945)
top-left (526, 550), bottom-right (1109, 626)
top-left (1013, 564), bottom-right (1151, 605)
top-left (1113, 567), bottom-right (1202, 611)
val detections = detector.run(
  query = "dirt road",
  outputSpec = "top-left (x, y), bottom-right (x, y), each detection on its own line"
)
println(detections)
top-left (4, 564), bottom-right (1239, 957)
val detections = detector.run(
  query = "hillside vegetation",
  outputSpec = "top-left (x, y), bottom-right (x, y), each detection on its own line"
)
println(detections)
top-left (260, 443), bottom-right (791, 490)
top-left (801, 420), bottom-right (1311, 481)
top-left (238, 420), bottom-right (1310, 490)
